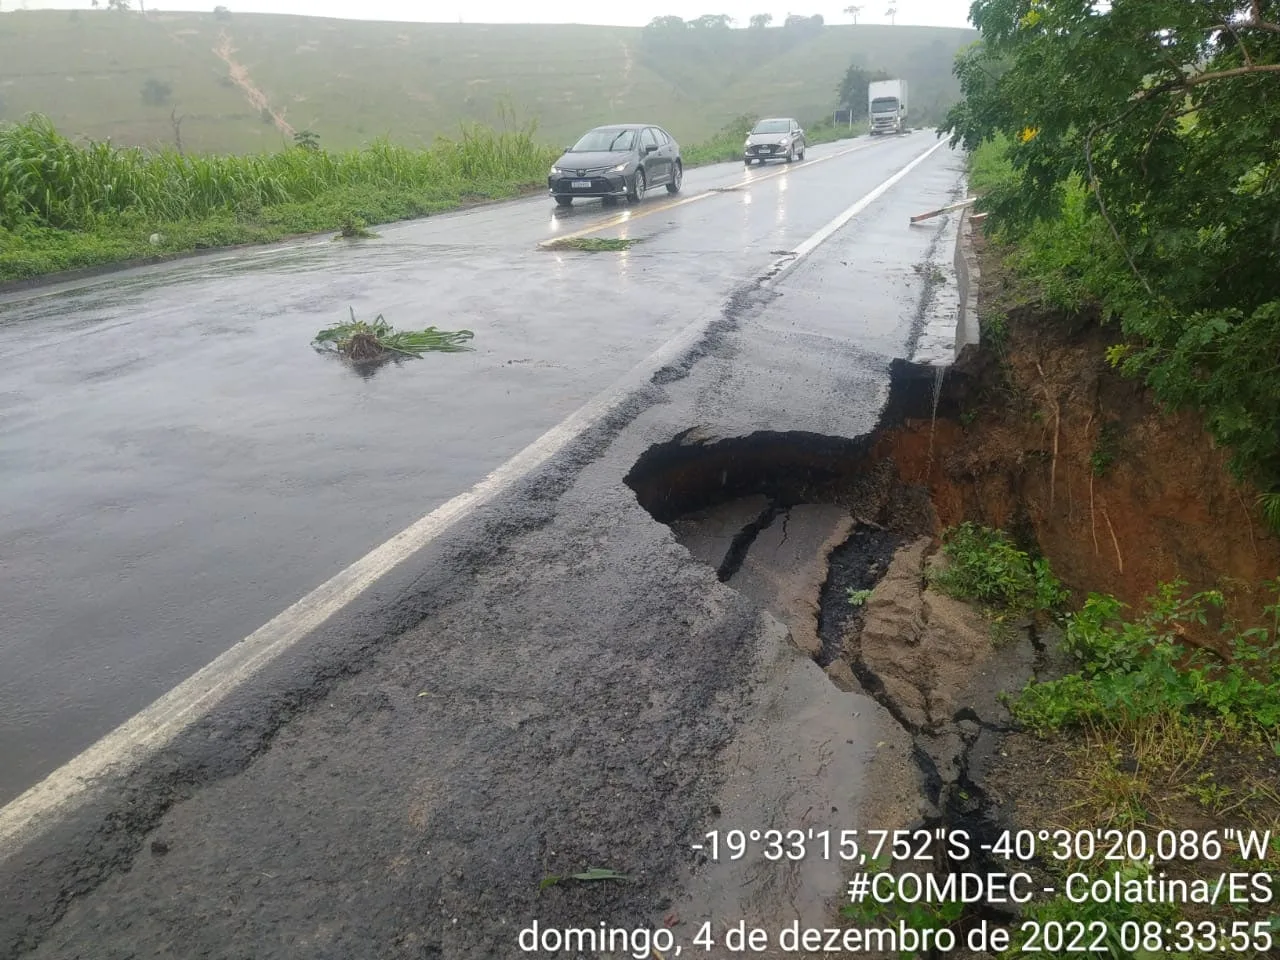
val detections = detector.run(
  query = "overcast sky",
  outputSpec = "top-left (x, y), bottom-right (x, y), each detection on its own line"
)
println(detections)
top-left (10, 1), bottom-right (977, 29)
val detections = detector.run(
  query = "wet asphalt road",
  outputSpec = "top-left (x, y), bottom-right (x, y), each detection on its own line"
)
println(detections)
top-left (0, 132), bottom-right (950, 806)
top-left (0, 131), bottom-right (969, 958)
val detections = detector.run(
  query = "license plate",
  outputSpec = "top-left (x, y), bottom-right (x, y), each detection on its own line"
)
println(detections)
top-left (571, 180), bottom-right (592, 189)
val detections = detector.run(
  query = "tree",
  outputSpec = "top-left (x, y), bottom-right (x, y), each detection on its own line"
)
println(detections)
top-left (213, 5), bottom-right (230, 19)
top-left (885, 5), bottom-right (896, 25)
top-left (749, 13), bottom-right (772, 28)
top-left (690, 14), bottom-right (732, 29)
top-left (783, 13), bottom-right (823, 30)
top-left (107, 0), bottom-right (131, 10)
top-left (645, 15), bottom-right (686, 30)
top-left (944, 0), bottom-right (1280, 495)
top-left (836, 62), bottom-right (892, 116)
top-left (293, 129), bottom-right (320, 151)
top-left (140, 78), bottom-right (172, 105)
top-left (844, 5), bottom-right (863, 23)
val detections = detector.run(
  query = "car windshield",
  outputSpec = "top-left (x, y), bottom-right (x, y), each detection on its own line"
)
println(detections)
top-left (570, 128), bottom-right (636, 152)
top-left (752, 120), bottom-right (790, 134)
top-left (871, 98), bottom-right (899, 112)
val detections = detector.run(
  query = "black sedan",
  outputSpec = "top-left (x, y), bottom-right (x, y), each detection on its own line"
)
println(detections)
top-left (548, 124), bottom-right (683, 206)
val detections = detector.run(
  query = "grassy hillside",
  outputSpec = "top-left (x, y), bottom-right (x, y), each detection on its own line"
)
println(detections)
top-left (0, 10), bottom-right (975, 153)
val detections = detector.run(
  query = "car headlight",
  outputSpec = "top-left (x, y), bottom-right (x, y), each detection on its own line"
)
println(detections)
top-left (550, 165), bottom-right (562, 175)
top-left (779, 137), bottom-right (790, 146)
top-left (610, 162), bottom-right (628, 173)
top-left (744, 139), bottom-right (751, 147)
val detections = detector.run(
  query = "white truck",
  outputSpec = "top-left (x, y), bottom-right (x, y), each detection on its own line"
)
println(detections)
top-left (867, 79), bottom-right (908, 136)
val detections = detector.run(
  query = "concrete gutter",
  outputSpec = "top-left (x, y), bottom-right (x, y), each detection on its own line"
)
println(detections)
top-left (909, 182), bottom-right (981, 367)
top-left (952, 204), bottom-right (981, 356)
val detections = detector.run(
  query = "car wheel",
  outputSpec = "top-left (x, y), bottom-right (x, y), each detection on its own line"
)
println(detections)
top-left (627, 168), bottom-right (646, 204)
top-left (798, 145), bottom-right (806, 160)
top-left (554, 196), bottom-right (572, 207)
top-left (666, 161), bottom-right (682, 194)
top-left (744, 158), bottom-right (752, 166)
top-left (786, 147), bottom-right (795, 163)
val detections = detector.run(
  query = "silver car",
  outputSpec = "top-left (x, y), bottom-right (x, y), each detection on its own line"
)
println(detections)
top-left (743, 117), bottom-right (806, 165)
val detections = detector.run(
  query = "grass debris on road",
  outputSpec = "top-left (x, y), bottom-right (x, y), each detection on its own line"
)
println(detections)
top-left (313, 308), bottom-right (474, 361)
top-left (544, 237), bottom-right (640, 252)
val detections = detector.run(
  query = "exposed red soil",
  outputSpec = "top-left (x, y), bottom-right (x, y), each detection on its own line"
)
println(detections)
top-left (875, 231), bottom-right (1280, 635)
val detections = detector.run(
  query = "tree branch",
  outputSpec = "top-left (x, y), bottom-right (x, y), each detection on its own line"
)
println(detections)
top-left (1212, 12), bottom-right (1280, 36)
top-left (1224, 21), bottom-right (1255, 64)
top-left (1084, 126), bottom-right (1156, 297)
top-left (1134, 62), bottom-right (1280, 106)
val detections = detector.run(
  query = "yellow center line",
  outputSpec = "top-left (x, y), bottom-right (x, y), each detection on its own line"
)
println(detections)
top-left (536, 137), bottom-right (890, 248)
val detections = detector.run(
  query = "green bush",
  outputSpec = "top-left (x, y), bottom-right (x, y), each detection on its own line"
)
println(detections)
top-left (1012, 580), bottom-right (1280, 736)
top-left (928, 522), bottom-right (1067, 618)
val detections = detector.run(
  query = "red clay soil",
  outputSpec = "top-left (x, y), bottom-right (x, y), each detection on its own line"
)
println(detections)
top-left (876, 232), bottom-right (1280, 635)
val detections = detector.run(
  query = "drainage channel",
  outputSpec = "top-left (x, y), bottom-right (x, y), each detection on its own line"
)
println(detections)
top-left (624, 359), bottom-right (1038, 952)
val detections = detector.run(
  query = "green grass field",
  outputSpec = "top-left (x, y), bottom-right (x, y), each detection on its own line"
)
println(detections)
top-left (0, 10), bottom-right (974, 153)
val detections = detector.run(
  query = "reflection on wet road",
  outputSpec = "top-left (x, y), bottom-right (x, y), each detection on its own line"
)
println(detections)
top-left (0, 132), bottom-right (957, 803)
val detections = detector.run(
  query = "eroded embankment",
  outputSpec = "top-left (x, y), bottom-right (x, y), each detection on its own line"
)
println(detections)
top-left (883, 232), bottom-right (1280, 632)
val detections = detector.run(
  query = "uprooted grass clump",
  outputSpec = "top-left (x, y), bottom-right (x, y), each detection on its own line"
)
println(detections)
top-left (313, 307), bottom-right (474, 361)
top-left (545, 236), bottom-right (639, 252)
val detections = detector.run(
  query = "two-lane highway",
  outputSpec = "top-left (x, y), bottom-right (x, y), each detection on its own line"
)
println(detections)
top-left (0, 131), bottom-right (951, 807)
top-left (1, 129), bottom-right (970, 959)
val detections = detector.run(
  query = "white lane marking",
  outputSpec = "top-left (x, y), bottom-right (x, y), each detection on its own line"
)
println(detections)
top-left (0, 134), bottom-right (952, 857)
top-left (762, 136), bottom-right (950, 286)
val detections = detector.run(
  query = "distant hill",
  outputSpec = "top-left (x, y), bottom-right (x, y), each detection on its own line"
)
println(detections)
top-left (0, 10), bottom-right (976, 154)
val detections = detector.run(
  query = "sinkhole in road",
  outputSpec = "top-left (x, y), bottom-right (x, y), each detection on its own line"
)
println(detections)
top-left (623, 358), bottom-right (1024, 929)
top-left (622, 358), bottom-right (947, 673)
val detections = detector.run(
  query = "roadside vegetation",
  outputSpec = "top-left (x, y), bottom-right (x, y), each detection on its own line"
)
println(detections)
top-left (928, 521), bottom-right (1067, 623)
top-left (944, 0), bottom-right (1280, 528)
top-left (1005, 576), bottom-right (1280, 958)
top-left (928, 525), bottom-right (1280, 957)
top-left (940, 4), bottom-right (1280, 951)
top-left (0, 114), bottom-right (557, 282)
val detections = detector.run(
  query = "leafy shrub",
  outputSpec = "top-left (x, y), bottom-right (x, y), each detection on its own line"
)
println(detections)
top-left (847, 588), bottom-right (873, 607)
top-left (1012, 580), bottom-right (1280, 736)
top-left (928, 522), bottom-right (1067, 617)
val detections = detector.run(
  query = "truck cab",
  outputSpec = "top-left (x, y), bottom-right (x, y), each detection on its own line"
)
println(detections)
top-left (868, 79), bottom-right (908, 136)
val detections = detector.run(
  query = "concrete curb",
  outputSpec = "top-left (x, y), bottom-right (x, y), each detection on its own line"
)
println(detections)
top-left (953, 202), bottom-right (981, 355)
